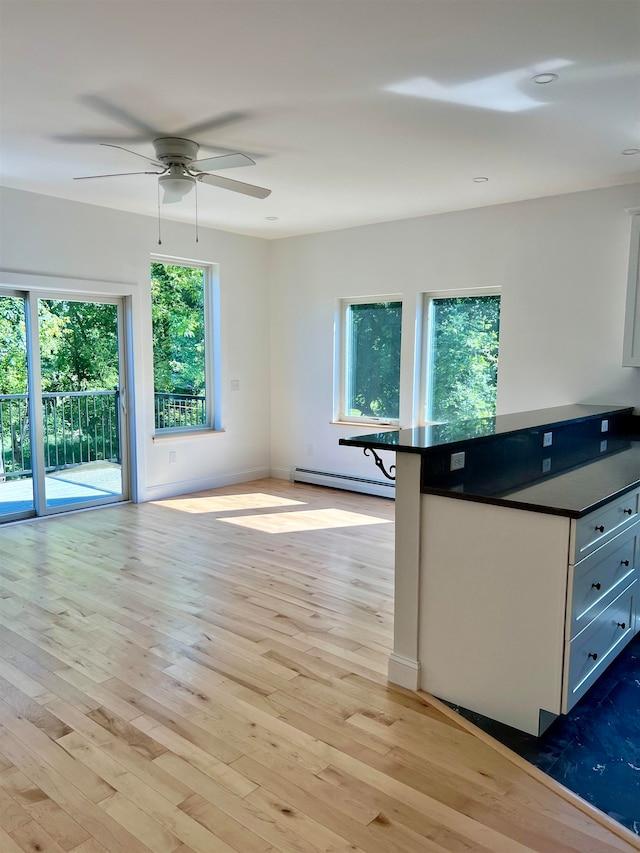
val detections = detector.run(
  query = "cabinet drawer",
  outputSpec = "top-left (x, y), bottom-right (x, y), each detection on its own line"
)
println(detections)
top-left (571, 528), bottom-right (637, 637)
top-left (566, 580), bottom-right (636, 711)
top-left (575, 489), bottom-right (640, 560)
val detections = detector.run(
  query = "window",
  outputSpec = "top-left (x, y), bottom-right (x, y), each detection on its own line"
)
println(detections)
top-left (423, 290), bottom-right (500, 423)
top-left (151, 259), bottom-right (219, 432)
top-left (337, 298), bottom-right (402, 423)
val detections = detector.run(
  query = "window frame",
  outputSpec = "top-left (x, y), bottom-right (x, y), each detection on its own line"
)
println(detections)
top-left (151, 255), bottom-right (221, 435)
top-left (334, 294), bottom-right (403, 426)
top-left (419, 287), bottom-right (501, 426)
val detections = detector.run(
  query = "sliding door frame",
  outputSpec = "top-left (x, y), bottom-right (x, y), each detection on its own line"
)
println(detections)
top-left (0, 271), bottom-right (138, 521)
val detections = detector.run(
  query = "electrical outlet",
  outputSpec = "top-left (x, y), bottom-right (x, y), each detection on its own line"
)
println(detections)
top-left (542, 457), bottom-right (552, 473)
top-left (169, 451), bottom-right (177, 464)
top-left (601, 419), bottom-right (609, 433)
top-left (543, 431), bottom-right (553, 448)
top-left (600, 439), bottom-right (608, 452)
top-left (450, 451), bottom-right (465, 471)
top-left (307, 443), bottom-right (314, 456)
top-left (230, 379), bottom-right (240, 391)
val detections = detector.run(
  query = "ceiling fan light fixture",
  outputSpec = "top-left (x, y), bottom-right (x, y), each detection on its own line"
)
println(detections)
top-left (159, 172), bottom-right (196, 203)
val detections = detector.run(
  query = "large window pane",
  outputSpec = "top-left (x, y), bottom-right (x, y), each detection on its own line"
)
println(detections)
top-left (39, 298), bottom-right (123, 509)
top-left (151, 262), bottom-right (208, 431)
top-left (427, 295), bottom-right (500, 422)
top-left (344, 301), bottom-right (402, 421)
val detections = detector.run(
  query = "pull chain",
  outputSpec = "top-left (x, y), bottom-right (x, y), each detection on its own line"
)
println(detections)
top-left (157, 182), bottom-right (162, 245)
top-left (195, 179), bottom-right (199, 243)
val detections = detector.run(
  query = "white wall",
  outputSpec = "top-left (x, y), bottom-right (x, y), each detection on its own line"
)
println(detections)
top-left (2, 182), bottom-right (639, 500)
top-left (0, 187), bottom-right (271, 501)
top-left (269, 183), bottom-right (640, 483)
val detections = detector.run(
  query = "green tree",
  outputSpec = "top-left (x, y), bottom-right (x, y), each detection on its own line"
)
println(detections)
top-left (151, 263), bottom-right (205, 396)
top-left (347, 301), bottom-right (402, 419)
top-left (38, 300), bottom-right (119, 391)
top-left (0, 296), bottom-right (28, 395)
top-left (429, 296), bottom-right (500, 422)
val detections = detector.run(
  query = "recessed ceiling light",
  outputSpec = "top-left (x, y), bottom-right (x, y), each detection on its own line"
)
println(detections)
top-left (622, 148), bottom-right (640, 155)
top-left (265, 216), bottom-right (278, 220)
top-left (532, 72), bottom-right (559, 84)
top-left (473, 177), bottom-right (489, 183)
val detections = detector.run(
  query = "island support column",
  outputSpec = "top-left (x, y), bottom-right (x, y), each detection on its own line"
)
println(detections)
top-left (387, 452), bottom-right (422, 689)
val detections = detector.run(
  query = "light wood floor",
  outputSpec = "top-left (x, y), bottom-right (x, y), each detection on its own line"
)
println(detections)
top-left (0, 479), bottom-right (637, 853)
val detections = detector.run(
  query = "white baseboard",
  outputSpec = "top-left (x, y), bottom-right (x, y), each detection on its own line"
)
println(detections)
top-left (139, 467), bottom-right (271, 502)
top-left (292, 466), bottom-right (395, 499)
top-left (388, 653), bottom-right (420, 690)
top-left (269, 467), bottom-right (291, 481)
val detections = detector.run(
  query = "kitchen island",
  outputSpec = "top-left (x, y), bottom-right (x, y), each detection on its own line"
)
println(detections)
top-left (340, 404), bottom-right (640, 735)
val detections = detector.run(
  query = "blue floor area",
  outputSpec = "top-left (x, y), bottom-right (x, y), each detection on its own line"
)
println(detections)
top-left (447, 632), bottom-right (640, 835)
top-left (0, 463), bottom-right (122, 516)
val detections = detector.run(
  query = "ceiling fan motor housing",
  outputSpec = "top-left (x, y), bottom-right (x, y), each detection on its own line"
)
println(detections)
top-left (153, 137), bottom-right (199, 166)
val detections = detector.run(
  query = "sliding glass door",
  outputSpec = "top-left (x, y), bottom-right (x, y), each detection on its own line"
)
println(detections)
top-left (0, 290), bottom-right (129, 522)
top-left (0, 293), bottom-right (34, 519)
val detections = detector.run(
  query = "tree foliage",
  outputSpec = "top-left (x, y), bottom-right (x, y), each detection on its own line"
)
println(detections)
top-left (0, 297), bottom-right (28, 394)
top-left (0, 297), bottom-right (118, 395)
top-left (429, 295), bottom-right (500, 422)
top-left (151, 263), bottom-right (205, 396)
top-left (38, 300), bottom-right (119, 391)
top-left (346, 301), bottom-right (402, 419)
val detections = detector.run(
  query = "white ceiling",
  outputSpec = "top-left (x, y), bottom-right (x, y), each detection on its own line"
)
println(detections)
top-left (1, 0), bottom-right (639, 239)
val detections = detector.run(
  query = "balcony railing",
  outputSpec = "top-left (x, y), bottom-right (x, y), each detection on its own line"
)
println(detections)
top-left (1, 389), bottom-right (207, 481)
top-left (0, 390), bottom-right (120, 480)
top-left (154, 392), bottom-right (206, 430)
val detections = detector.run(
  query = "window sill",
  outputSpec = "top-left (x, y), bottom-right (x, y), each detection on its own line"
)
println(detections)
top-left (152, 428), bottom-right (226, 442)
top-left (330, 421), bottom-right (400, 429)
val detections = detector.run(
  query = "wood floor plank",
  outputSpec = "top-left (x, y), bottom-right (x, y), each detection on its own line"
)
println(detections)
top-left (0, 727), bottom-right (149, 853)
top-left (0, 764), bottom-right (91, 850)
top-left (0, 479), bottom-right (636, 852)
top-left (57, 731), bottom-right (237, 853)
top-left (99, 792), bottom-right (182, 853)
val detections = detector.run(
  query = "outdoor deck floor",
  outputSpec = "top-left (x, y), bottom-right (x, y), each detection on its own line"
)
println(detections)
top-left (0, 462), bottom-right (122, 516)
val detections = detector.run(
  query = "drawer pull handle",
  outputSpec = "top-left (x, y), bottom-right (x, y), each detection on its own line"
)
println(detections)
top-left (594, 525), bottom-right (605, 533)
top-left (591, 582), bottom-right (601, 590)
top-left (617, 622), bottom-right (626, 630)
top-left (624, 508), bottom-right (634, 515)
top-left (588, 652), bottom-right (598, 660)
top-left (621, 560), bottom-right (630, 567)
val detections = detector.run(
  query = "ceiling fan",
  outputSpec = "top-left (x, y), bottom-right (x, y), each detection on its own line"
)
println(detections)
top-left (62, 95), bottom-right (272, 203)
top-left (74, 135), bottom-right (271, 203)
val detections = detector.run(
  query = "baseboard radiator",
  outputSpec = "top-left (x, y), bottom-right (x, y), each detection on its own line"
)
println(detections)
top-left (292, 467), bottom-right (395, 499)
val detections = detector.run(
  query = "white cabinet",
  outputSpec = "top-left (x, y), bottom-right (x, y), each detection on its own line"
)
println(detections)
top-left (415, 488), bottom-right (639, 736)
top-left (622, 210), bottom-right (640, 366)
top-left (564, 495), bottom-right (639, 710)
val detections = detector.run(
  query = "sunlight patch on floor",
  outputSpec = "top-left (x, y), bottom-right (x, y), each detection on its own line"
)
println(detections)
top-left (155, 492), bottom-right (306, 514)
top-left (219, 507), bottom-right (392, 533)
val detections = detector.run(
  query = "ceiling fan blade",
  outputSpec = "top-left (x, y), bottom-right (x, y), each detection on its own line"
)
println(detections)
top-left (53, 133), bottom-right (150, 145)
top-left (197, 142), bottom-right (266, 159)
top-left (174, 111), bottom-right (249, 139)
top-left (196, 173), bottom-right (271, 199)
top-left (191, 152), bottom-right (255, 171)
top-left (79, 94), bottom-right (162, 137)
top-left (74, 171), bottom-right (163, 180)
top-left (101, 143), bottom-right (164, 167)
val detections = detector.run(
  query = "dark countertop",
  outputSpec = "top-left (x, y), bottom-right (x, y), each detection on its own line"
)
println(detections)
top-left (338, 404), bottom-right (633, 454)
top-left (339, 404), bottom-right (640, 518)
top-left (426, 440), bottom-right (640, 518)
